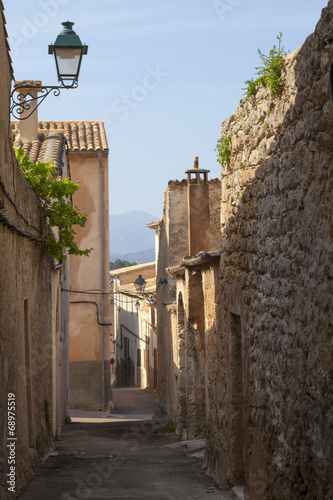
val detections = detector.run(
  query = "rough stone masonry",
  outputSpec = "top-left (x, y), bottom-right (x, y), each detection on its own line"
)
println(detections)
top-left (205, 2), bottom-right (333, 499)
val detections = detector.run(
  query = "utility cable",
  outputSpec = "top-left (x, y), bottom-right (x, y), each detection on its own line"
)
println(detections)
top-left (69, 300), bottom-right (112, 326)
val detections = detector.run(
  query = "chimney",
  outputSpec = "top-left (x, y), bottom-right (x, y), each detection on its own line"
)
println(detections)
top-left (185, 157), bottom-right (210, 256)
top-left (15, 81), bottom-right (41, 143)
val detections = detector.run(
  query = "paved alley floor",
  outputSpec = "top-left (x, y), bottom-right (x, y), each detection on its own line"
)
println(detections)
top-left (18, 388), bottom-right (233, 500)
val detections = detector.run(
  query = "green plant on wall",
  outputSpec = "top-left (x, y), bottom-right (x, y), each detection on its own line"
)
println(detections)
top-left (215, 135), bottom-right (231, 168)
top-left (243, 33), bottom-right (289, 99)
top-left (161, 421), bottom-right (176, 432)
top-left (262, 122), bottom-right (269, 135)
top-left (15, 148), bottom-right (91, 261)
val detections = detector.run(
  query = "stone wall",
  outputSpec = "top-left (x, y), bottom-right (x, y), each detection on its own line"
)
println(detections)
top-left (156, 172), bottom-right (222, 430)
top-left (0, 8), bottom-right (54, 495)
top-left (155, 181), bottom-right (188, 419)
top-left (206, 3), bottom-right (333, 498)
top-left (208, 178), bottom-right (222, 251)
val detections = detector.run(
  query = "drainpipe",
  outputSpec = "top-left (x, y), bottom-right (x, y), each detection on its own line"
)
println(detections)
top-left (98, 152), bottom-right (105, 408)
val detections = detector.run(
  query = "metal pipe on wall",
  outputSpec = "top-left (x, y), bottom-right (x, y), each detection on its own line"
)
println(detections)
top-left (98, 152), bottom-right (105, 408)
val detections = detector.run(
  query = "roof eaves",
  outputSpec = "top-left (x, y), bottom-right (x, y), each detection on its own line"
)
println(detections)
top-left (167, 251), bottom-right (221, 275)
top-left (1, 2), bottom-right (14, 79)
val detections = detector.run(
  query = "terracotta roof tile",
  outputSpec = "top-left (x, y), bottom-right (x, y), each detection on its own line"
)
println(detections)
top-left (11, 121), bottom-right (109, 166)
top-left (36, 121), bottom-right (109, 152)
top-left (12, 128), bottom-right (65, 169)
top-left (29, 137), bottom-right (43, 164)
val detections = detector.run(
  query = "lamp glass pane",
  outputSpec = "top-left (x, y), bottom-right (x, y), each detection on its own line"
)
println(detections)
top-left (55, 47), bottom-right (82, 77)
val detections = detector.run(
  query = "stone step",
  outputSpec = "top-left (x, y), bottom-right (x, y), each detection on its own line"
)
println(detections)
top-left (231, 485), bottom-right (245, 500)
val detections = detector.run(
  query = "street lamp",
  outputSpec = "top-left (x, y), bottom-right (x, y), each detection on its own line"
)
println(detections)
top-left (134, 275), bottom-right (146, 293)
top-left (10, 21), bottom-right (88, 120)
top-left (135, 300), bottom-right (140, 313)
top-left (133, 275), bottom-right (156, 304)
top-left (48, 21), bottom-right (88, 86)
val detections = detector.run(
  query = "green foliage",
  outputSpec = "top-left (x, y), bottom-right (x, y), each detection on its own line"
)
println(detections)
top-left (109, 259), bottom-right (137, 271)
top-left (215, 135), bottom-right (231, 168)
top-left (15, 148), bottom-right (91, 261)
top-left (161, 421), bottom-right (176, 433)
top-left (262, 122), bottom-right (269, 135)
top-left (35, 434), bottom-right (45, 458)
top-left (243, 33), bottom-right (289, 99)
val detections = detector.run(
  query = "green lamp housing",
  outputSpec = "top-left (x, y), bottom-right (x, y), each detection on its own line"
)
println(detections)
top-left (134, 275), bottom-right (146, 293)
top-left (48, 21), bottom-right (88, 86)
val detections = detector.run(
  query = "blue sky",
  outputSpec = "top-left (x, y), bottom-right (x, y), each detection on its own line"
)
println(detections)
top-left (5, 0), bottom-right (325, 218)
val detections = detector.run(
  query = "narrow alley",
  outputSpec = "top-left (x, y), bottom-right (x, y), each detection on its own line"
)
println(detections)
top-left (18, 389), bottom-right (234, 500)
top-left (2, 3), bottom-right (333, 499)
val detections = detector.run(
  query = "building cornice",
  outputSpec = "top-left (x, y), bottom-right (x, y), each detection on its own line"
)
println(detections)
top-left (166, 251), bottom-right (221, 275)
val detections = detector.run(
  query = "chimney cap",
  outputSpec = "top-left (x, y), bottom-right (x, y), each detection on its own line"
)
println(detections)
top-left (185, 156), bottom-right (210, 175)
top-left (185, 168), bottom-right (210, 174)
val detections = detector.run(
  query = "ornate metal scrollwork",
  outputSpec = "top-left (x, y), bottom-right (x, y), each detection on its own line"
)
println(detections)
top-left (10, 82), bottom-right (78, 120)
top-left (140, 292), bottom-right (157, 305)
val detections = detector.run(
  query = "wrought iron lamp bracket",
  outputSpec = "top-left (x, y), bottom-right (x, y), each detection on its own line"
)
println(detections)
top-left (140, 292), bottom-right (157, 305)
top-left (10, 81), bottom-right (78, 120)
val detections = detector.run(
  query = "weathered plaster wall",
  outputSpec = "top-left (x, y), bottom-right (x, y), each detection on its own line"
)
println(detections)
top-left (164, 178), bottom-right (222, 268)
top-left (206, 4), bottom-right (333, 498)
top-left (69, 153), bottom-right (111, 410)
top-left (183, 266), bottom-right (206, 438)
top-left (0, 12), bottom-right (54, 495)
top-left (165, 181), bottom-right (189, 269)
top-left (147, 305), bottom-right (158, 390)
top-left (156, 220), bottom-right (177, 418)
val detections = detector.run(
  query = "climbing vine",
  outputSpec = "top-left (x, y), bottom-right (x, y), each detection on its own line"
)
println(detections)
top-left (243, 33), bottom-right (289, 99)
top-left (15, 147), bottom-right (91, 261)
top-left (215, 135), bottom-right (231, 168)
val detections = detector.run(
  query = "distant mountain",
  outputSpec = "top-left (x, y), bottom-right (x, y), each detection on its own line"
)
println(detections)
top-left (109, 210), bottom-right (158, 256)
top-left (109, 249), bottom-right (155, 265)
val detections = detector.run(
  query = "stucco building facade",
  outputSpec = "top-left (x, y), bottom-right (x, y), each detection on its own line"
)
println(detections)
top-left (59, 121), bottom-right (112, 411)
